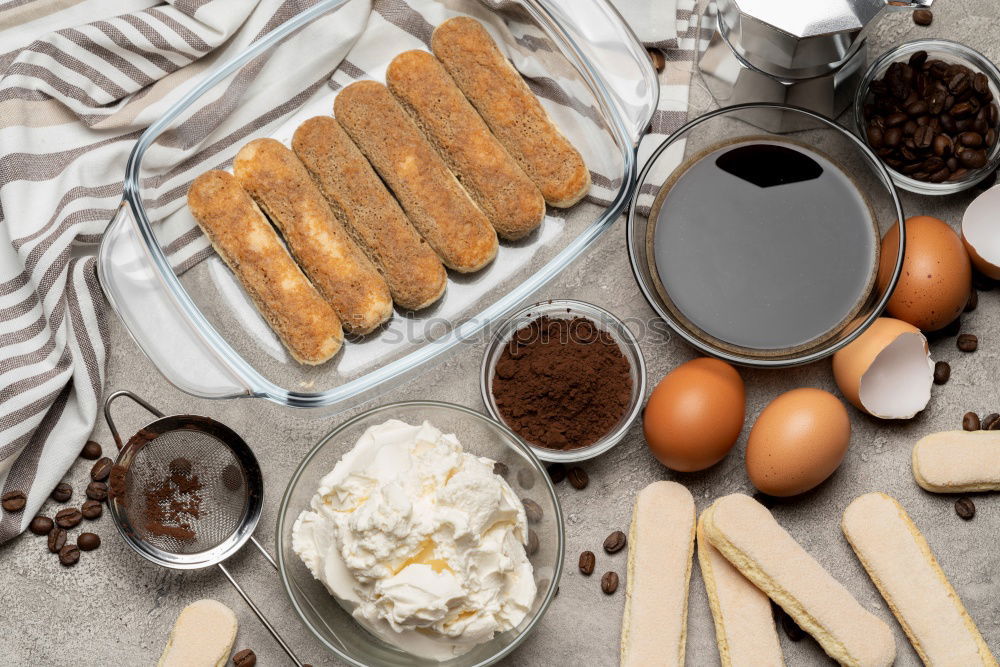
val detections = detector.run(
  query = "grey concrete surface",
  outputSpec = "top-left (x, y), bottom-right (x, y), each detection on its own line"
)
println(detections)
top-left (3, 2), bottom-right (1000, 665)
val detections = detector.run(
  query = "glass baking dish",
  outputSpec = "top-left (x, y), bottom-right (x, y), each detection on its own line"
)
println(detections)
top-left (97, 0), bottom-right (657, 409)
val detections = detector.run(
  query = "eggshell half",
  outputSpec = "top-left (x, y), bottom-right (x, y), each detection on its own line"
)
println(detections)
top-left (962, 184), bottom-right (1000, 279)
top-left (745, 388), bottom-right (851, 497)
top-left (832, 318), bottom-right (933, 419)
top-left (876, 215), bottom-right (971, 331)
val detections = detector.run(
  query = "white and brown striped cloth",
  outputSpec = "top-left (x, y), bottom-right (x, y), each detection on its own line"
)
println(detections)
top-left (0, 0), bottom-right (704, 542)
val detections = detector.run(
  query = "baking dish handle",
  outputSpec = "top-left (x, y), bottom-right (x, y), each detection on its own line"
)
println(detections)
top-left (536, 0), bottom-right (659, 145)
top-left (97, 203), bottom-right (252, 400)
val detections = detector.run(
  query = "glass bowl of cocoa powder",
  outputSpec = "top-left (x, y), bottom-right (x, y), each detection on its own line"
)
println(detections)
top-left (481, 300), bottom-right (646, 462)
top-left (855, 39), bottom-right (1000, 195)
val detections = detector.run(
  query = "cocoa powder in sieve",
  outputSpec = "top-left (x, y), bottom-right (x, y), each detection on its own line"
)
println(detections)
top-left (144, 459), bottom-right (203, 541)
top-left (491, 315), bottom-right (632, 450)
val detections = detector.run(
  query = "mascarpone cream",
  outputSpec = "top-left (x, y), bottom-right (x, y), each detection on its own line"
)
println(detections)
top-left (292, 419), bottom-right (536, 660)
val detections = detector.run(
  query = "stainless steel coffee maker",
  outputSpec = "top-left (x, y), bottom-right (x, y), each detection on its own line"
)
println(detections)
top-left (698, 0), bottom-right (934, 131)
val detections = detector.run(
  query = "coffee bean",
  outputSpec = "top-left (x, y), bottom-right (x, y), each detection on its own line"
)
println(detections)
top-left (932, 133), bottom-right (953, 157)
top-left (959, 131), bottom-right (984, 147)
top-left (867, 126), bottom-right (884, 147)
top-left (966, 289), bottom-right (978, 312)
top-left (884, 127), bottom-right (903, 147)
top-left (169, 457), bottom-right (192, 477)
top-left (91, 457), bottom-right (113, 482)
top-left (983, 413), bottom-right (1000, 430)
top-left (601, 571), bottom-right (619, 594)
top-left (1, 490), bottom-right (26, 512)
top-left (908, 50), bottom-right (928, 69)
top-left (85, 481), bottom-right (108, 502)
top-left (913, 8), bottom-right (933, 25)
top-left (58, 544), bottom-right (80, 567)
top-left (579, 550), bottom-right (596, 576)
top-left (957, 333), bottom-right (979, 352)
top-left (47, 527), bottom-right (67, 553)
top-left (567, 467), bottom-right (589, 490)
top-left (958, 149), bottom-right (988, 169)
top-left (232, 649), bottom-right (257, 667)
top-left (51, 482), bottom-right (72, 503)
top-left (521, 498), bottom-right (543, 523)
top-left (963, 412), bottom-right (981, 431)
top-left (933, 361), bottom-right (951, 385)
top-left (492, 461), bottom-right (509, 478)
top-left (955, 497), bottom-right (976, 520)
top-left (913, 125), bottom-right (935, 149)
top-left (516, 467), bottom-right (535, 490)
top-left (647, 48), bottom-right (665, 73)
top-left (526, 529), bottom-right (539, 556)
top-left (55, 507), bottom-right (82, 529)
top-left (80, 440), bottom-right (102, 460)
top-left (546, 463), bottom-right (566, 484)
top-left (886, 112), bottom-right (908, 128)
top-left (81, 499), bottom-right (102, 520)
top-left (603, 530), bottom-right (627, 554)
top-left (29, 516), bottom-right (53, 535)
top-left (78, 532), bottom-right (101, 551)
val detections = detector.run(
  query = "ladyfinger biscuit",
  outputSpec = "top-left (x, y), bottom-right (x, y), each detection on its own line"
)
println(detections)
top-left (187, 171), bottom-right (342, 364)
top-left (292, 116), bottom-right (446, 310)
top-left (620, 481), bottom-right (695, 667)
top-left (703, 494), bottom-right (896, 667)
top-left (334, 81), bottom-right (498, 273)
top-left (431, 17), bottom-right (590, 207)
top-left (843, 493), bottom-right (997, 666)
top-left (234, 138), bottom-right (392, 334)
top-left (157, 599), bottom-right (237, 667)
top-left (386, 50), bottom-right (545, 240)
top-left (696, 515), bottom-right (784, 667)
top-left (912, 430), bottom-right (1000, 492)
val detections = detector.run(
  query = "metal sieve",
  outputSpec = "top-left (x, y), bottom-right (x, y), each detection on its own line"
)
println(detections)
top-left (104, 390), bottom-right (304, 666)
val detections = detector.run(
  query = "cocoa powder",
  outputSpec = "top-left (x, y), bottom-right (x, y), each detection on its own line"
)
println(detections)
top-left (144, 460), bottom-right (203, 541)
top-left (491, 316), bottom-right (632, 450)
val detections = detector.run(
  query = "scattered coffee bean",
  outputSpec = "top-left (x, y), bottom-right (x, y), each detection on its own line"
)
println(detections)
top-left (546, 463), bottom-right (566, 484)
top-left (91, 457), bottom-right (113, 482)
top-left (933, 361), bottom-right (951, 385)
top-left (567, 466), bottom-right (589, 490)
top-left (55, 507), bottom-right (83, 529)
top-left (966, 289), bottom-right (978, 312)
top-left (58, 543), bottom-right (80, 567)
top-left (80, 440), bottom-right (102, 460)
top-left (522, 498), bottom-right (543, 523)
top-left (51, 482), bottom-right (72, 503)
top-left (963, 412), bottom-right (981, 431)
top-left (955, 497), bottom-right (976, 520)
top-left (47, 527), bottom-right (67, 553)
top-left (603, 530), bottom-right (627, 554)
top-left (579, 550), bottom-right (596, 576)
top-left (78, 532), bottom-right (101, 551)
top-left (85, 481), bottom-right (108, 502)
top-left (985, 413), bottom-right (1000, 430)
top-left (601, 571), bottom-right (619, 594)
top-left (647, 48), bottom-right (665, 73)
top-left (517, 467), bottom-right (535, 490)
top-left (29, 516), bottom-right (53, 536)
top-left (1, 490), bottom-right (26, 512)
top-left (232, 648), bottom-right (257, 667)
top-left (492, 461), bottom-right (509, 477)
top-left (81, 499), bottom-right (102, 520)
top-left (913, 8), bottom-right (933, 25)
top-left (957, 333), bottom-right (978, 352)
top-left (169, 457), bottom-right (192, 477)
top-left (526, 529), bottom-right (539, 556)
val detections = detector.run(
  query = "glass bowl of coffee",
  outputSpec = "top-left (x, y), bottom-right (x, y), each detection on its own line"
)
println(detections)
top-left (854, 39), bottom-right (1000, 195)
top-left (627, 103), bottom-right (905, 367)
top-left (480, 300), bottom-right (646, 462)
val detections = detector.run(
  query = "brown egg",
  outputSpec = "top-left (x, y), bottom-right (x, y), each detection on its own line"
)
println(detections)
top-left (643, 357), bottom-right (745, 472)
top-left (745, 388), bottom-right (850, 497)
top-left (876, 215), bottom-right (971, 332)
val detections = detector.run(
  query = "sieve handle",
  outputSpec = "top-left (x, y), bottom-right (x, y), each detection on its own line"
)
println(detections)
top-left (217, 562), bottom-right (305, 667)
top-left (103, 390), bottom-right (165, 450)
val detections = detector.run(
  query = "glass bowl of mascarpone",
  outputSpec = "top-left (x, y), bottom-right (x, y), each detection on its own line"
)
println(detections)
top-left (276, 401), bottom-right (564, 666)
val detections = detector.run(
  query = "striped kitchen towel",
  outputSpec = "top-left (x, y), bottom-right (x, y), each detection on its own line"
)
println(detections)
top-left (0, 0), bottom-right (704, 542)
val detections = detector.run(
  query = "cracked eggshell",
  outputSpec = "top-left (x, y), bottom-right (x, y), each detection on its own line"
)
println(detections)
top-left (832, 317), bottom-right (933, 419)
top-left (962, 184), bottom-right (1000, 279)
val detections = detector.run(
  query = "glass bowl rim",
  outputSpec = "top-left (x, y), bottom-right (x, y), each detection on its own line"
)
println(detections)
top-left (625, 102), bottom-right (907, 368)
top-left (479, 299), bottom-right (647, 463)
top-left (275, 399), bottom-right (566, 667)
top-left (852, 38), bottom-right (1000, 195)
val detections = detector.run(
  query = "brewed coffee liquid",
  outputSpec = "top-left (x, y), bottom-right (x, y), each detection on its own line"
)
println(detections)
top-left (649, 140), bottom-right (878, 351)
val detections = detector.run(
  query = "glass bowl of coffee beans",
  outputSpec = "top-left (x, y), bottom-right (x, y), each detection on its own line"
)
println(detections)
top-left (855, 39), bottom-right (1000, 195)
